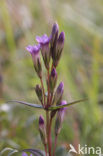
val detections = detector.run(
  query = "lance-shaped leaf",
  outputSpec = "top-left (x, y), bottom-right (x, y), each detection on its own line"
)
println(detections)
top-left (48, 98), bottom-right (88, 110)
top-left (7, 100), bottom-right (43, 109)
top-left (0, 147), bottom-right (18, 156)
top-left (8, 149), bottom-right (18, 156)
top-left (21, 149), bottom-right (45, 156)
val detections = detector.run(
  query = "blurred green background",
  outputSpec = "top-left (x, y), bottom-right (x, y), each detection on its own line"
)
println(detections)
top-left (0, 0), bottom-right (103, 155)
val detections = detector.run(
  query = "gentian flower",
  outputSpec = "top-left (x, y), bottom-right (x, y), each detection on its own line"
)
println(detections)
top-left (55, 100), bottom-right (67, 136)
top-left (36, 34), bottom-right (50, 69)
top-left (53, 32), bottom-right (65, 67)
top-left (39, 115), bottom-right (47, 146)
top-left (49, 67), bottom-right (57, 93)
top-left (53, 82), bottom-right (64, 104)
top-left (26, 44), bottom-right (42, 78)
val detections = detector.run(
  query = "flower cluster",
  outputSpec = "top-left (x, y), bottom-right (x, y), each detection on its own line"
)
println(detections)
top-left (26, 23), bottom-right (67, 156)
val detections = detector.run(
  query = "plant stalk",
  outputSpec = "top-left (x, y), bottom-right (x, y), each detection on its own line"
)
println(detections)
top-left (53, 135), bottom-right (58, 156)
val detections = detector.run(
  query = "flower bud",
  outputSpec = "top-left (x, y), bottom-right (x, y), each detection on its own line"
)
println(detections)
top-left (49, 67), bottom-right (57, 93)
top-left (26, 44), bottom-right (42, 78)
top-left (39, 115), bottom-right (47, 146)
top-left (35, 85), bottom-right (43, 103)
top-left (53, 32), bottom-right (65, 67)
top-left (50, 23), bottom-right (59, 47)
top-left (53, 82), bottom-right (64, 105)
top-left (55, 100), bottom-right (67, 136)
top-left (50, 22), bottom-right (59, 60)
top-left (36, 34), bottom-right (50, 69)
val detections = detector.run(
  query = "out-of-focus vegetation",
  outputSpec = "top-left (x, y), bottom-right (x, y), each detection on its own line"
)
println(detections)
top-left (0, 0), bottom-right (103, 155)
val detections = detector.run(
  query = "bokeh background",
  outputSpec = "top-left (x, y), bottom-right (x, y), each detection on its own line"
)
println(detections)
top-left (0, 0), bottom-right (103, 155)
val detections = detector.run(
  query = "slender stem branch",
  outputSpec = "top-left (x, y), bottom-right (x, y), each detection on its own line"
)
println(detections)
top-left (51, 63), bottom-right (53, 71)
top-left (44, 144), bottom-right (47, 156)
top-left (40, 78), bottom-right (45, 107)
top-left (50, 93), bottom-right (53, 106)
top-left (46, 111), bottom-right (51, 156)
top-left (47, 68), bottom-right (50, 106)
top-left (53, 135), bottom-right (58, 156)
top-left (48, 118), bottom-right (53, 155)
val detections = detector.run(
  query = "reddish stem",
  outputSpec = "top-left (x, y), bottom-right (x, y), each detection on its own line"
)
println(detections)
top-left (44, 144), bottom-right (47, 156)
top-left (53, 135), bottom-right (58, 156)
top-left (46, 111), bottom-right (52, 156)
top-left (47, 68), bottom-right (50, 106)
top-left (40, 78), bottom-right (45, 107)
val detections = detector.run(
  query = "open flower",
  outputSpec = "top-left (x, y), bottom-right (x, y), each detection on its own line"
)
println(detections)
top-left (36, 34), bottom-right (50, 45)
top-left (36, 34), bottom-right (51, 69)
top-left (26, 44), bottom-right (42, 78)
top-left (55, 100), bottom-right (67, 136)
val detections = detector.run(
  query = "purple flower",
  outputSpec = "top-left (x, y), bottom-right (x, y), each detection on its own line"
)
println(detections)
top-left (36, 34), bottom-right (51, 69)
top-left (22, 152), bottom-right (33, 156)
top-left (55, 100), bottom-right (67, 135)
top-left (49, 68), bottom-right (57, 93)
top-left (22, 153), bottom-right (28, 156)
top-left (53, 82), bottom-right (64, 105)
top-left (39, 115), bottom-right (47, 146)
top-left (26, 44), bottom-right (42, 78)
top-left (53, 32), bottom-right (65, 67)
top-left (26, 44), bottom-right (41, 55)
top-left (36, 34), bottom-right (50, 45)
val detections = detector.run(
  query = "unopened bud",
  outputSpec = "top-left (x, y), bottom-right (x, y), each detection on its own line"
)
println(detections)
top-left (53, 32), bottom-right (65, 67)
top-left (53, 82), bottom-right (64, 105)
top-left (49, 68), bottom-right (57, 93)
top-left (26, 44), bottom-right (42, 78)
top-left (50, 22), bottom-right (59, 60)
top-left (39, 115), bottom-right (47, 146)
top-left (55, 100), bottom-right (67, 136)
top-left (36, 34), bottom-right (50, 69)
top-left (35, 85), bottom-right (43, 103)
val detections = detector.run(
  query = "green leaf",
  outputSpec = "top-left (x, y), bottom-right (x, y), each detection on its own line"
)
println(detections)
top-left (48, 98), bottom-right (88, 110)
top-left (8, 149), bottom-right (18, 156)
top-left (7, 100), bottom-right (43, 109)
top-left (0, 148), bottom-right (18, 156)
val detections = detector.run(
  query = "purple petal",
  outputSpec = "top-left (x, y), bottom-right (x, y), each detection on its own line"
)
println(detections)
top-left (36, 34), bottom-right (50, 44)
top-left (22, 152), bottom-right (28, 156)
top-left (26, 44), bottom-right (40, 55)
